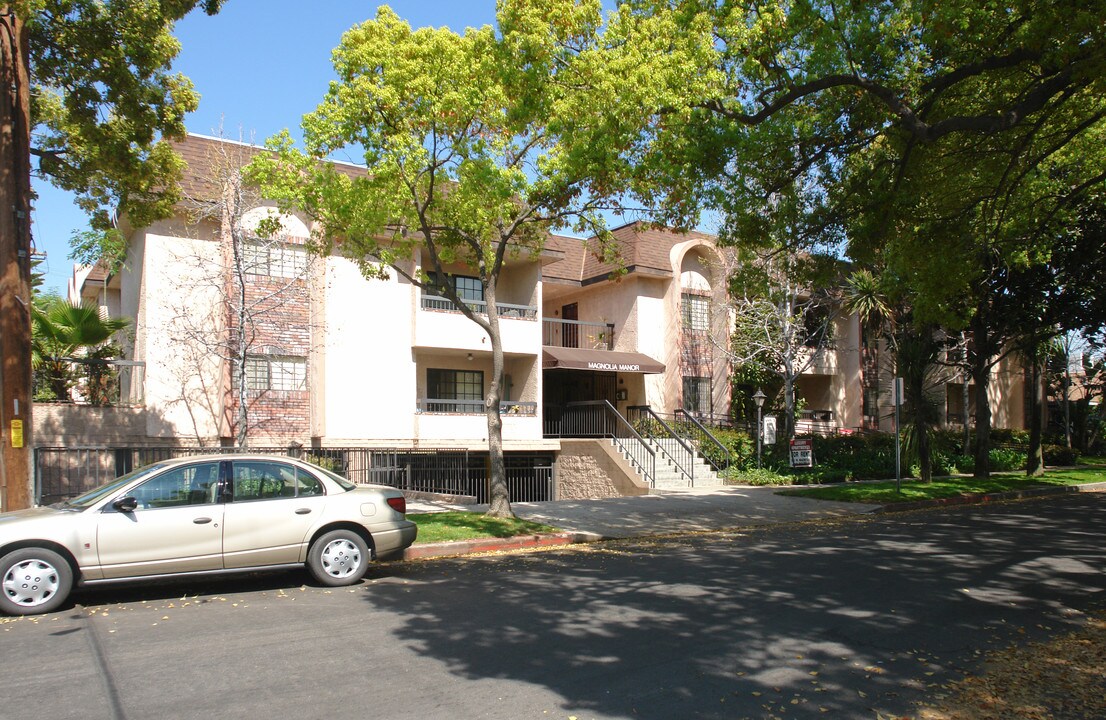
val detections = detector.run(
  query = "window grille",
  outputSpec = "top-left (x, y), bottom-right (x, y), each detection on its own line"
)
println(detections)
top-left (681, 293), bottom-right (709, 331)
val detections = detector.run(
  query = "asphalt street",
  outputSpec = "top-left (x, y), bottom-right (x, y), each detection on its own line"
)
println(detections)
top-left (2, 494), bottom-right (1104, 720)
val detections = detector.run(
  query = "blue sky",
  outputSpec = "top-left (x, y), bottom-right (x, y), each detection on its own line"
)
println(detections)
top-left (32, 1), bottom-right (506, 294)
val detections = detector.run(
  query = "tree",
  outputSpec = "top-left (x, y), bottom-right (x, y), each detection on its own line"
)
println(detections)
top-left (31, 297), bottom-right (129, 403)
top-left (726, 247), bottom-right (841, 441)
top-left (843, 269), bottom-right (942, 482)
top-left (622, 0), bottom-right (1106, 477)
top-left (1, 1), bottom-right (223, 509)
top-left (249, 2), bottom-right (709, 518)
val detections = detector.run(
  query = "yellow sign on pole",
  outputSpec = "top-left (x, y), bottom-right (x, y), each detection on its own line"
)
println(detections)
top-left (10, 419), bottom-right (23, 449)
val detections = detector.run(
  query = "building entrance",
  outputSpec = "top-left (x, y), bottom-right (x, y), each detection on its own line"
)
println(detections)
top-left (542, 369), bottom-right (617, 436)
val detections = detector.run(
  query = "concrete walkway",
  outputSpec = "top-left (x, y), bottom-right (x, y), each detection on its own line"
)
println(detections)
top-left (407, 485), bottom-right (875, 541)
top-left (401, 480), bottom-right (1106, 561)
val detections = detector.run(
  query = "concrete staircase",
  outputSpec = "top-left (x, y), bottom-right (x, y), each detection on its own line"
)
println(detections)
top-left (610, 437), bottom-right (724, 490)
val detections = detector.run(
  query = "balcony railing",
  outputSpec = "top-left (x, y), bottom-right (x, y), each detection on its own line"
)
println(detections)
top-left (542, 318), bottom-right (615, 350)
top-left (421, 294), bottom-right (537, 320)
top-left (33, 358), bottom-right (145, 406)
top-left (417, 398), bottom-right (538, 415)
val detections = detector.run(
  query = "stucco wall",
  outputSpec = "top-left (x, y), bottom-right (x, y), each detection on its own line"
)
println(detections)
top-left (322, 256), bottom-right (417, 441)
top-left (138, 228), bottom-right (225, 441)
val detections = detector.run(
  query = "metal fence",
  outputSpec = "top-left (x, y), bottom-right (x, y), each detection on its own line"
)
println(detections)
top-left (33, 445), bottom-right (555, 506)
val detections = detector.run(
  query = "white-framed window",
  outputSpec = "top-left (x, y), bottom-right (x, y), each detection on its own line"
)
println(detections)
top-left (242, 240), bottom-right (307, 279)
top-left (243, 355), bottom-right (307, 392)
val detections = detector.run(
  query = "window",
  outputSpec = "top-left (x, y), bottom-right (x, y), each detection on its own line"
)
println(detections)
top-left (682, 376), bottom-right (711, 415)
top-left (130, 462), bottom-right (220, 509)
top-left (232, 461), bottom-right (321, 501)
top-left (242, 240), bottom-right (307, 279)
top-left (863, 386), bottom-right (880, 419)
top-left (243, 356), bottom-right (306, 392)
top-left (681, 293), bottom-right (709, 331)
top-left (426, 368), bottom-right (484, 412)
top-left (430, 273), bottom-right (484, 302)
top-left (803, 306), bottom-right (832, 348)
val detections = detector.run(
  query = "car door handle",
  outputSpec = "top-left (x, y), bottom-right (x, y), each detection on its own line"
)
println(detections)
top-left (193, 517), bottom-right (213, 524)
top-left (295, 508), bottom-right (312, 515)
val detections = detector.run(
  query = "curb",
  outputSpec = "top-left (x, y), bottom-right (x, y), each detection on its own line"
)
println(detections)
top-left (875, 481), bottom-right (1106, 513)
top-left (397, 481), bottom-right (1106, 560)
top-left (402, 531), bottom-right (602, 561)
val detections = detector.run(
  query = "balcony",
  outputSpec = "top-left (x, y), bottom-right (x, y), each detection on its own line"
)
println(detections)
top-left (542, 318), bottom-right (614, 350)
top-left (417, 399), bottom-right (537, 415)
top-left (797, 345), bottom-right (838, 375)
top-left (414, 399), bottom-right (542, 441)
top-left (415, 295), bottom-right (539, 354)
top-left (34, 359), bottom-right (146, 406)
top-left (421, 295), bottom-right (537, 320)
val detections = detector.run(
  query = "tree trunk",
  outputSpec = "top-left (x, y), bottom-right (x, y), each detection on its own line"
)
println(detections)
top-left (1026, 353), bottom-right (1044, 476)
top-left (0, 12), bottom-right (33, 510)
top-left (482, 284), bottom-right (512, 519)
top-left (970, 313), bottom-right (993, 479)
top-left (1063, 362), bottom-right (1072, 449)
top-left (962, 331), bottom-right (971, 455)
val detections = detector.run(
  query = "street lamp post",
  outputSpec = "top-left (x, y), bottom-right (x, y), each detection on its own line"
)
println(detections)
top-left (752, 388), bottom-right (766, 469)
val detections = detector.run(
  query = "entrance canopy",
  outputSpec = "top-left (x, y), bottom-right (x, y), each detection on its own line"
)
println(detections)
top-left (542, 347), bottom-right (665, 374)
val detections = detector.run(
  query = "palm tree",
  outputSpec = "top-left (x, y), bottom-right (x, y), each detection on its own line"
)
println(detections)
top-left (843, 269), bottom-right (941, 482)
top-left (32, 298), bottom-right (129, 403)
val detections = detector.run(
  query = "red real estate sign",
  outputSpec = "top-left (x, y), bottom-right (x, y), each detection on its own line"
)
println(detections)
top-left (789, 438), bottom-right (814, 468)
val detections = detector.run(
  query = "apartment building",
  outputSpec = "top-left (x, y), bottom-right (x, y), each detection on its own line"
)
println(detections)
top-left (62, 134), bottom-right (1033, 499)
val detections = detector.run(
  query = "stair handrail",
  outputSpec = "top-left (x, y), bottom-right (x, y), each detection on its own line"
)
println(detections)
top-left (675, 408), bottom-right (732, 472)
top-left (563, 400), bottom-right (656, 488)
top-left (627, 405), bottom-right (696, 485)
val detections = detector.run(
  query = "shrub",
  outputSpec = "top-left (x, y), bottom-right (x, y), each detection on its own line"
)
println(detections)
top-left (1042, 444), bottom-right (1081, 466)
top-left (990, 428), bottom-right (1031, 446)
top-left (699, 426), bottom-right (755, 469)
top-left (989, 448), bottom-right (1027, 472)
top-left (946, 454), bottom-right (975, 474)
top-left (721, 466), bottom-right (793, 486)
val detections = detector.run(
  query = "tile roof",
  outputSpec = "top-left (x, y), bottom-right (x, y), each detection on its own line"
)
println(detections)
top-left (543, 221), bottom-right (717, 285)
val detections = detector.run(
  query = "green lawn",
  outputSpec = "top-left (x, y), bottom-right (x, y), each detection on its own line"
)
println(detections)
top-left (410, 511), bottom-right (559, 544)
top-left (779, 466), bottom-right (1106, 504)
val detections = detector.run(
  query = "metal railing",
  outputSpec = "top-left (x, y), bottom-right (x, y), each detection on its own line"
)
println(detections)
top-left (555, 400), bottom-right (656, 488)
top-left (675, 408), bottom-right (732, 472)
top-left (627, 406), bottom-right (696, 485)
top-left (417, 399), bottom-right (537, 415)
top-left (34, 445), bottom-right (556, 505)
top-left (33, 359), bottom-right (145, 406)
top-left (421, 294), bottom-right (537, 320)
top-left (542, 318), bottom-right (615, 350)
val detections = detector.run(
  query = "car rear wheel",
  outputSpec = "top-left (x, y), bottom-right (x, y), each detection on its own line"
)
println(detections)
top-left (0, 547), bottom-right (73, 616)
top-left (307, 530), bottom-right (370, 587)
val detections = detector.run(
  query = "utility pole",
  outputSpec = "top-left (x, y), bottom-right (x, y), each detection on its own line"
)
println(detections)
top-left (0, 8), bottom-right (34, 511)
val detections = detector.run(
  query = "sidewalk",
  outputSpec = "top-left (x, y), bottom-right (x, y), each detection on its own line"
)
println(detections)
top-left (401, 480), bottom-right (1106, 561)
top-left (402, 485), bottom-right (874, 560)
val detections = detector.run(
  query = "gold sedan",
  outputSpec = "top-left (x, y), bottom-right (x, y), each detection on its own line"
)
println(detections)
top-left (0, 454), bottom-right (417, 615)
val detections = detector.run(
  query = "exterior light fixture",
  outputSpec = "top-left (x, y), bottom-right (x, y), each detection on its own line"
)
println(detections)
top-left (752, 388), bottom-right (767, 468)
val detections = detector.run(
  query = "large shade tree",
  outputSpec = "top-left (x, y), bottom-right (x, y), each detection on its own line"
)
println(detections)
top-left (249, 1), bottom-right (713, 517)
top-left (0, 0), bottom-right (223, 509)
top-left (622, 0), bottom-right (1106, 476)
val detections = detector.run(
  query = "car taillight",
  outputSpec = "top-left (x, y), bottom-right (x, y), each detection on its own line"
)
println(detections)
top-left (386, 496), bottom-right (406, 515)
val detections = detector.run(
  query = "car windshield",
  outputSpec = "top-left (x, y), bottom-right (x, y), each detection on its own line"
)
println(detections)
top-left (57, 463), bottom-right (171, 510)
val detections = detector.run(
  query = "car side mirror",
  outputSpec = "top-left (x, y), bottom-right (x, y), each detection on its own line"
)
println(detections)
top-left (112, 496), bottom-right (139, 513)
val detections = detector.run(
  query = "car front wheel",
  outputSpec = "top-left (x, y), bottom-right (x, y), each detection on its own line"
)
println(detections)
top-left (0, 547), bottom-right (73, 616)
top-left (307, 530), bottom-right (370, 587)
